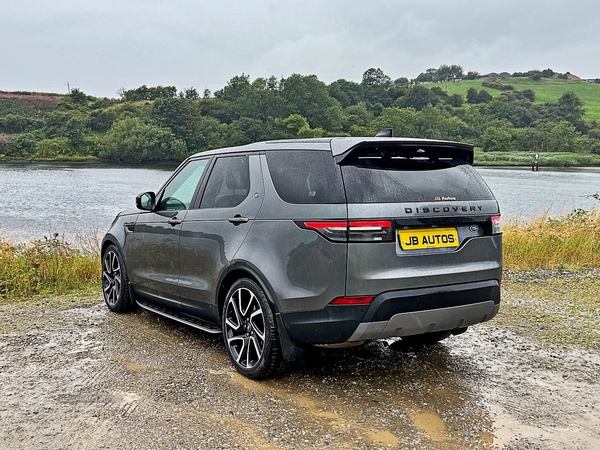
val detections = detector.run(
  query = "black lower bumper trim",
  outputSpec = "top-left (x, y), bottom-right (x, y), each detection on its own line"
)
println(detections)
top-left (280, 280), bottom-right (501, 345)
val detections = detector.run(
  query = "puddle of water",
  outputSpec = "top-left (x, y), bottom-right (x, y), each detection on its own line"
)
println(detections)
top-left (231, 372), bottom-right (400, 447)
top-left (409, 409), bottom-right (448, 442)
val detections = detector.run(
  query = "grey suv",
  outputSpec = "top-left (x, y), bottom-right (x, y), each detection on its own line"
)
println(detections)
top-left (102, 135), bottom-right (502, 379)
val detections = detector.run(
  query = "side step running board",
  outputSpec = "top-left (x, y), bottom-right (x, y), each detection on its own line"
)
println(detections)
top-left (136, 299), bottom-right (221, 334)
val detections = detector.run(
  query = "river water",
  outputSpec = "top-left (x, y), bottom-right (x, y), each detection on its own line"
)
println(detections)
top-left (1, 162), bottom-right (599, 242)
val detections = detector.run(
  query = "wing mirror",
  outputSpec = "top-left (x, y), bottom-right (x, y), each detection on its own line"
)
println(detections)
top-left (136, 192), bottom-right (156, 211)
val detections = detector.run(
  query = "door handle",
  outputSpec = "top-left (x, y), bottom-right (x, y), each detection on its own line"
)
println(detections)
top-left (228, 215), bottom-right (249, 225)
top-left (168, 218), bottom-right (182, 226)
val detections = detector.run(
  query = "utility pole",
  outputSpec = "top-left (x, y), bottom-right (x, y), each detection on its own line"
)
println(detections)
top-left (67, 82), bottom-right (70, 94)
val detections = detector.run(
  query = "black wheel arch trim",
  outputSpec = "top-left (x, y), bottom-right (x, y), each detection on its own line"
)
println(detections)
top-left (220, 260), bottom-right (308, 363)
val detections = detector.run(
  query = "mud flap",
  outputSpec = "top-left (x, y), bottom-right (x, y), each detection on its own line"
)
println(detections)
top-left (275, 313), bottom-right (310, 363)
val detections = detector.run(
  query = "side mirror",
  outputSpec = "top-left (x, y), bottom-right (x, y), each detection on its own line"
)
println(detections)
top-left (136, 192), bottom-right (156, 211)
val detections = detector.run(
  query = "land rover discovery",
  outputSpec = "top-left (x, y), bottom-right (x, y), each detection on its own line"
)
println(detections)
top-left (101, 135), bottom-right (502, 379)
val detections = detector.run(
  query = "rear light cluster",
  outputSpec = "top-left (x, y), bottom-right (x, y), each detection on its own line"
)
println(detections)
top-left (491, 215), bottom-right (502, 234)
top-left (300, 220), bottom-right (394, 242)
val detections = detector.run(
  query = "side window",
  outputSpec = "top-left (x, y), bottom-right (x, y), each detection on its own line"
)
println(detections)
top-left (157, 159), bottom-right (210, 211)
top-left (266, 150), bottom-right (345, 204)
top-left (200, 155), bottom-right (250, 209)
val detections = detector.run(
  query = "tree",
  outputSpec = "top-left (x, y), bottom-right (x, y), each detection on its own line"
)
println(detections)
top-left (394, 77), bottom-right (410, 86)
top-left (328, 79), bottom-right (363, 108)
top-left (99, 117), bottom-right (187, 162)
top-left (416, 106), bottom-right (468, 141)
top-left (399, 85), bottom-right (436, 110)
top-left (361, 68), bottom-right (391, 88)
top-left (69, 88), bottom-right (88, 105)
top-left (152, 97), bottom-right (204, 149)
top-left (369, 107), bottom-right (418, 137)
top-left (482, 126), bottom-right (513, 152)
top-left (281, 74), bottom-right (342, 129)
top-left (466, 88), bottom-right (479, 104)
top-left (476, 90), bottom-right (493, 104)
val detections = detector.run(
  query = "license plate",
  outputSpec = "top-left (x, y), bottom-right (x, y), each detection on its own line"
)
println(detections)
top-left (398, 228), bottom-right (459, 250)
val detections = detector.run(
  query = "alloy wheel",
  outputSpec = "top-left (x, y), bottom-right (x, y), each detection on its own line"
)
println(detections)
top-left (224, 287), bottom-right (266, 370)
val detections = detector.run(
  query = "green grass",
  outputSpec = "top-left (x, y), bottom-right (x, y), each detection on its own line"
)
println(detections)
top-left (439, 77), bottom-right (600, 121)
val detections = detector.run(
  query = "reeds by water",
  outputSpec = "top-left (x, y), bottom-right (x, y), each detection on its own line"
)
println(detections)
top-left (503, 206), bottom-right (600, 270)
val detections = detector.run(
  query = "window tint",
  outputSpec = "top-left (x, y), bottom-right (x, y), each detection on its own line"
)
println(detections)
top-left (157, 158), bottom-right (209, 210)
top-left (266, 151), bottom-right (345, 204)
top-left (340, 145), bottom-right (494, 203)
top-left (200, 155), bottom-right (250, 209)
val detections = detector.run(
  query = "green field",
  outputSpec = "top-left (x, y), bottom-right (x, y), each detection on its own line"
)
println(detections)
top-left (439, 77), bottom-right (600, 121)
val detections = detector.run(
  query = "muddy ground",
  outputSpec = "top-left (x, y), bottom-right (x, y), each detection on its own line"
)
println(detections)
top-left (1, 281), bottom-right (599, 450)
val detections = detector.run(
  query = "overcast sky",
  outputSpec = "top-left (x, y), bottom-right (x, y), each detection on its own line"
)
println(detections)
top-left (1, 0), bottom-right (599, 98)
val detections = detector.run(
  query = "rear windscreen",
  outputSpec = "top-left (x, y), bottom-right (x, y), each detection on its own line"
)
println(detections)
top-left (339, 145), bottom-right (495, 203)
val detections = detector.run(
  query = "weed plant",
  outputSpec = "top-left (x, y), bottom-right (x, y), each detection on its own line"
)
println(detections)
top-left (503, 206), bottom-right (600, 270)
top-left (0, 233), bottom-right (100, 300)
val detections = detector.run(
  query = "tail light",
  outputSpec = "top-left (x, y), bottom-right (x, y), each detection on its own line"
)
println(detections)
top-left (491, 215), bottom-right (502, 234)
top-left (300, 220), bottom-right (393, 242)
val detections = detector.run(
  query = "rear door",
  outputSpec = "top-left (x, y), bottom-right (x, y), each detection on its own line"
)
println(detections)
top-left (178, 154), bottom-right (264, 319)
top-left (338, 143), bottom-right (502, 296)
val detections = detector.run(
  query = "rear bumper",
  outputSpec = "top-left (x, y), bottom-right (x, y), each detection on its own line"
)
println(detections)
top-left (281, 280), bottom-right (500, 345)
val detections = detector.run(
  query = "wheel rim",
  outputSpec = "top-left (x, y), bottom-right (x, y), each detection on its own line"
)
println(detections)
top-left (224, 287), bottom-right (266, 370)
top-left (102, 250), bottom-right (122, 307)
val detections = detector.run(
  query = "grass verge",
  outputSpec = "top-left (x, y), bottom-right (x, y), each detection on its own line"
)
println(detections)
top-left (503, 207), bottom-right (600, 270)
top-left (0, 234), bottom-right (100, 302)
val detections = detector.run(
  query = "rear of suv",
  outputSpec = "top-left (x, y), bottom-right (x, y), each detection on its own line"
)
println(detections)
top-left (102, 135), bottom-right (502, 379)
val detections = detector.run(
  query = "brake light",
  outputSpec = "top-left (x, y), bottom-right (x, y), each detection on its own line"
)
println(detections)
top-left (492, 215), bottom-right (502, 234)
top-left (301, 220), bottom-right (393, 242)
top-left (329, 296), bottom-right (375, 305)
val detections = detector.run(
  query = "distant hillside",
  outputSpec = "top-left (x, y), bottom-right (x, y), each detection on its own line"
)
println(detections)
top-left (0, 92), bottom-right (62, 117)
top-left (437, 77), bottom-right (600, 121)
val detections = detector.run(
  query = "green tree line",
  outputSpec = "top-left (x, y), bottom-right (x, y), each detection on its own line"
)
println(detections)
top-left (1, 65), bottom-right (599, 163)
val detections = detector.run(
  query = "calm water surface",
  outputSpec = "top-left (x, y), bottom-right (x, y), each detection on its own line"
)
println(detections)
top-left (1, 163), bottom-right (599, 242)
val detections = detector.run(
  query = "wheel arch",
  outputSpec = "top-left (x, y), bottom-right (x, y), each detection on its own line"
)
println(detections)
top-left (217, 261), bottom-right (280, 319)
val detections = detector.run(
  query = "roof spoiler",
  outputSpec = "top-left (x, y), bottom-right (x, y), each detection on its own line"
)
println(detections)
top-left (375, 128), bottom-right (393, 137)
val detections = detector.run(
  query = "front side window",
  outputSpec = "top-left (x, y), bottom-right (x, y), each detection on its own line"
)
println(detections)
top-left (157, 158), bottom-right (210, 210)
top-left (200, 155), bottom-right (250, 209)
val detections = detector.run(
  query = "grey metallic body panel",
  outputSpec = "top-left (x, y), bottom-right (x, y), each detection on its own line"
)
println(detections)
top-left (236, 220), bottom-right (347, 313)
top-left (126, 210), bottom-right (185, 306)
top-left (346, 235), bottom-right (502, 296)
top-left (178, 155), bottom-right (264, 316)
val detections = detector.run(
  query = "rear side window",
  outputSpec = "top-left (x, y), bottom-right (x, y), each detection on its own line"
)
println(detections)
top-left (200, 155), bottom-right (250, 208)
top-left (266, 150), bottom-right (345, 204)
top-left (340, 144), bottom-right (494, 203)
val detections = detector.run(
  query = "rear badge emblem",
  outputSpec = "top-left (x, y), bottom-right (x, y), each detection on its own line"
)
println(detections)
top-left (469, 225), bottom-right (479, 232)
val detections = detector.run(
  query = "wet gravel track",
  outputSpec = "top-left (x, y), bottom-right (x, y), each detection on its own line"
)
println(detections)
top-left (1, 295), bottom-right (598, 450)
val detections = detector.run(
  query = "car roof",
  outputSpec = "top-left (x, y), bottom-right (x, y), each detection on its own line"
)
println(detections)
top-left (189, 137), bottom-right (474, 159)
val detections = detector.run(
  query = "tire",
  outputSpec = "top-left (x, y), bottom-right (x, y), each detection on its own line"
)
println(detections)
top-left (102, 244), bottom-right (133, 313)
top-left (222, 278), bottom-right (285, 379)
top-left (401, 330), bottom-right (452, 347)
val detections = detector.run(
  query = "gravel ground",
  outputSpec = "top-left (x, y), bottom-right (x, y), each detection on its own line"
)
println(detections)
top-left (0, 275), bottom-right (599, 450)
